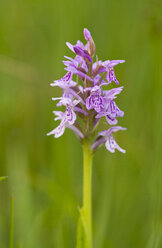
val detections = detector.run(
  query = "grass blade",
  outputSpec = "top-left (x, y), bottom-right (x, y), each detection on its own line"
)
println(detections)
top-left (76, 215), bottom-right (84, 248)
top-left (9, 196), bottom-right (14, 248)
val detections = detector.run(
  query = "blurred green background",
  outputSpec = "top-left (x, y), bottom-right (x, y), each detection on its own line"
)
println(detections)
top-left (0, 0), bottom-right (162, 247)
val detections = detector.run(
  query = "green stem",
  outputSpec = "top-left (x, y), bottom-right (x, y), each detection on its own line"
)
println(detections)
top-left (83, 139), bottom-right (93, 248)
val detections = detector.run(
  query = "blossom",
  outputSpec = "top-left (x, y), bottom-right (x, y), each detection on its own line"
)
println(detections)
top-left (47, 98), bottom-right (84, 138)
top-left (96, 99), bottom-right (124, 125)
top-left (51, 76), bottom-right (85, 105)
top-left (66, 41), bottom-right (91, 67)
top-left (57, 71), bottom-right (73, 82)
top-left (73, 46), bottom-right (92, 62)
top-left (103, 86), bottom-right (124, 99)
top-left (102, 60), bottom-right (125, 85)
top-left (63, 56), bottom-right (92, 81)
top-left (85, 86), bottom-right (104, 112)
top-left (47, 108), bottom-right (76, 138)
top-left (51, 72), bottom-right (76, 99)
top-left (47, 28), bottom-right (126, 153)
top-left (66, 40), bottom-right (85, 53)
top-left (52, 97), bottom-right (87, 115)
top-left (92, 126), bottom-right (126, 153)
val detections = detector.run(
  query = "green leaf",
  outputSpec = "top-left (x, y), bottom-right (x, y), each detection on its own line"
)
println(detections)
top-left (76, 207), bottom-right (90, 248)
top-left (0, 176), bottom-right (8, 182)
top-left (76, 215), bottom-right (84, 248)
top-left (10, 196), bottom-right (14, 248)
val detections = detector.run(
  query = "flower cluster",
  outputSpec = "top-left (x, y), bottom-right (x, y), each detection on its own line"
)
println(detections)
top-left (47, 28), bottom-right (126, 153)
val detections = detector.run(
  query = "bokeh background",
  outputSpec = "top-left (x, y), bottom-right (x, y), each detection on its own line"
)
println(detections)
top-left (0, 0), bottom-right (162, 247)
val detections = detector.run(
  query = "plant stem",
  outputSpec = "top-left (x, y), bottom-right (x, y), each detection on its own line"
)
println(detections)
top-left (83, 139), bottom-right (93, 248)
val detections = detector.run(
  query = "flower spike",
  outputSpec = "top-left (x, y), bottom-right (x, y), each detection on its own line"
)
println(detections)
top-left (47, 28), bottom-right (126, 153)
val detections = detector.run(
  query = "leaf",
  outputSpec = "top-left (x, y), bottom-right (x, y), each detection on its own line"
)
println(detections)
top-left (0, 176), bottom-right (8, 182)
top-left (76, 215), bottom-right (84, 248)
top-left (76, 207), bottom-right (90, 248)
top-left (10, 196), bottom-right (14, 248)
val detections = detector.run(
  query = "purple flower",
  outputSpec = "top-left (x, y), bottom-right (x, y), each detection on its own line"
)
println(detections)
top-left (85, 86), bottom-right (124, 121)
top-left (47, 108), bottom-right (76, 138)
top-left (66, 40), bottom-right (85, 53)
top-left (57, 71), bottom-right (73, 82)
top-left (97, 126), bottom-right (126, 153)
top-left (63, 56), bottom-right (93, 82)
top-left (48, 28), bottom-right (126, 154)
top-left (73, 46), bottom-right (92, 63)
top-left (52, 97), bottom-right (87, 115)
top-left (96, 99), bottom-right (124, 125)
top-left (51, 73), bottom-right (76, 99)
top-left (102, 60), bottom-right (125, 85)
top-left (51, 77), bottom-right (85, 105)
top-left (66, 40), bottom-right (92, 62)
top-left (103, 86), bottom-right (123, 99)
top-left (85, 86), bottom-right (104, 112)
top-left (47, 98), bottom-right (84, 138)
top-left (64, 55), bottom-right (88, 73)
top-left (66, 34), bottom-right (93, 62)
top-left (66, 41), bottom-right (88, 71)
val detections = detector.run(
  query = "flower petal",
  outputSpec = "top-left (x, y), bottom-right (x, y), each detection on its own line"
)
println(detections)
top-left (66, 42), bottom-right (74, 52)
top-left (73, 46), bottom-right (92, 63)
top-left (47, 124), bottom-right (65, 138)
top-left (105, 135), bottom-right (126, 153)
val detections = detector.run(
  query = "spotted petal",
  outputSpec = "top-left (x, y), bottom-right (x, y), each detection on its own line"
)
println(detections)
top-left (105, 135), bottom-right (126, 153)
top-left (47, 124), bottom-right (65, 138)
top-left (98, 126), bottom-right (126, 153)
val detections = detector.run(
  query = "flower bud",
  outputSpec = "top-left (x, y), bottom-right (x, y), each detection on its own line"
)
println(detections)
top-left (87, 38), bottom-right (96, 57)
top-left (84, 28), bottom-right (92, 41)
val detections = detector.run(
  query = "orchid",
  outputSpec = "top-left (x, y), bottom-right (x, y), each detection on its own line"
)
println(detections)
top-left (47, 28), bottom-right (126, 248)
top-left (96, 99), bottom-right (124, 125)
top-left (102, 60), bottom-right (125, 84)
top-left (47, 99), bottom-right (77, 138)
top-left (85, 86), bottom-right (104, 112)
top-left (92, 126), bottom-right (126, 153)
